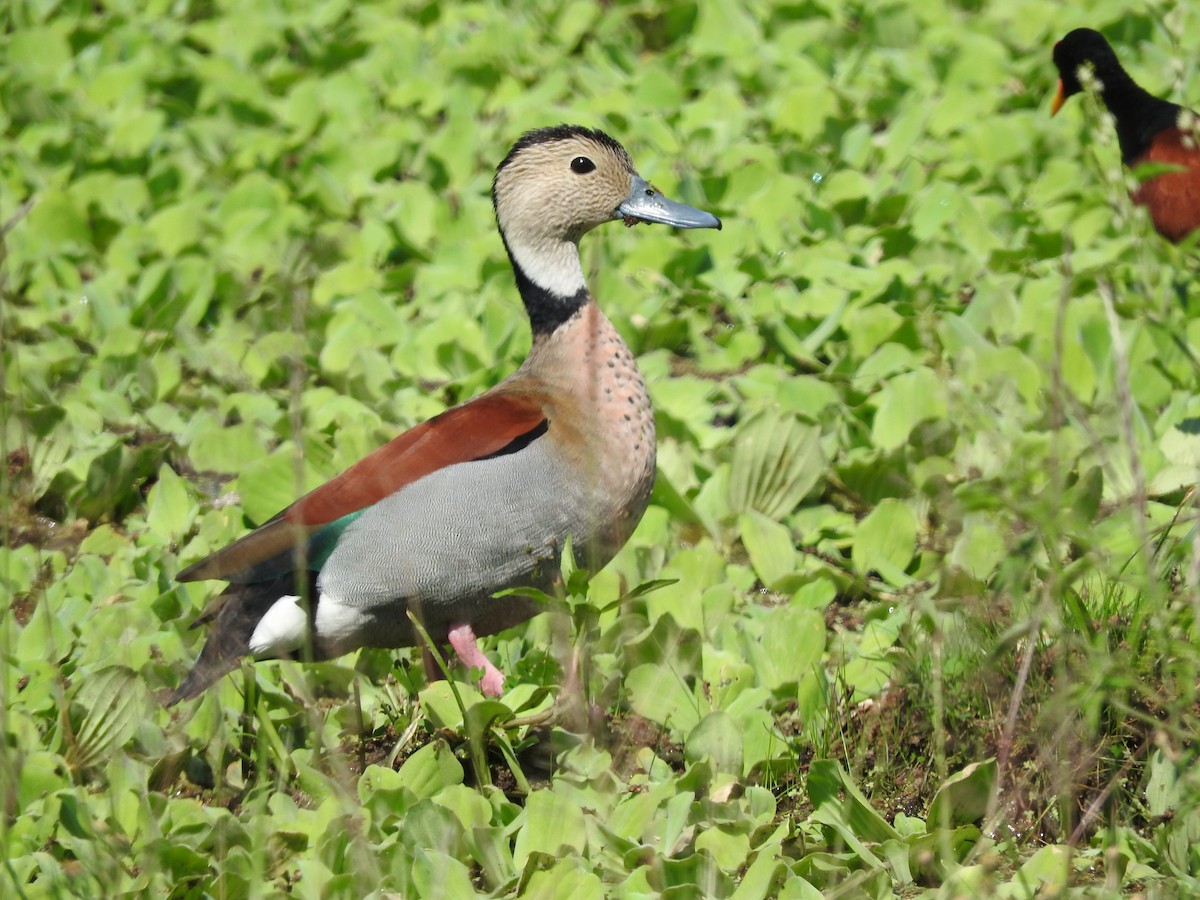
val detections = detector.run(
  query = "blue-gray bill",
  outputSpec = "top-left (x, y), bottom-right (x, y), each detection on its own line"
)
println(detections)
top-left (618, 175), bottom-right (722, 230)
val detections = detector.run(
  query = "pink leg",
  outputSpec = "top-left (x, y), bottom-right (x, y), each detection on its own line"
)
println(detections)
top-left (447, 623), bottom-right (505, 697)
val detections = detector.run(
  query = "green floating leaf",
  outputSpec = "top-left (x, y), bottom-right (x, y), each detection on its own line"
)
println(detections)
top-left (685, 711), bottom-right (743, 776)
top-left (727, 412), bottom-right (825, 521)
top-left (909, 182), bottom-right (961, 241)
top-left (1160, 416), bottom-right (1200, 468)
top-left (844, 304), bottom-right (904, 361)
top-left (419, 680), bottom-right (473, 729)
top-left (939, 862), bottom-right (993, 897)
top-left (596, 578), bottom-right (680, 618)
top-left (190, 421), bottom-right (270, 477)
top-left (947, 513), bottom-right (1006, 581)
top-left (791, 578), bottom-right (837, 610)
top-left (356, 764), bottom-right (409, 818)
top-left (404, 800), bottom-right (469, 861)
top-left (462, 697), bottom-right (520, 791)
top-left (55, 791), bottom-right (93, 839)
top-left (877, 839), bottom-right (912, 884)
top-left (870, 367), bottom-right (948, 451)
top-left (1145, 749), bottom-right (1181, 818)
top-left (233, 436), bottom-right (333, 524)
top-left (24, 188), bottom-right (92, 251)
top-left (432, 784), bottom-right (494, 834)
top-left (512, 790), bottom-right (590, 872)
top-left (18, 751), bottom-right (69, 810)
top-left (463, 699), bottom-right (513, 747)
top-left (471, 823), bottom-right (517, 889)
top-left (651, 467), bottom-right (714, 538)
top-left (410, 848), bottom-right (477, 899)
top-left (754, 606), bottom-right (824, 691)
top-left (395, 740), bottom-right (464, 801)
top-left (840, 614), bottom-right (902, 700)
top-left (643, 541), bottom-right (729, 634)
top-left (521, 860), bottom-right (604, 897)
top-left (776, 872), bottom-right (824, 899)
top-left (793, 851), bottom-right (891, 895)
top-left (659, 851), bottom-right (736, 895)
top-left (773, 84), bottom-right (838, 142)
top-left (903, 823), bottom-right (980, 884)
top-left (808, 759), bottom-right (900, 847)
top-left (732, 844), bottom-right (785, 900)
top-left (69, 666), bottom-right (149, 772)
top-left (626, 663), bottom-right (704, 732)
top-left (739, 511), bottom-right (797, 590)
top-left (146, 464), bottom-right (196, 538)
top-left (1011, 844), bottom-right (1070, 894)
top-left (927, 758), bottom-right (996, 828)
top-left (695, 825), bottom-right (751, 873)
top-left (851, 499), bottom-right (916, 585)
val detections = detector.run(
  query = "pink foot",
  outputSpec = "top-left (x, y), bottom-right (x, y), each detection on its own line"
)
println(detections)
top-left (447, 623), bottom-right (505, 697)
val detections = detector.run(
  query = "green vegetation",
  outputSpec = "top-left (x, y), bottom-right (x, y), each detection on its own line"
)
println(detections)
top-left (3, 0), bottom-right (1200, 895)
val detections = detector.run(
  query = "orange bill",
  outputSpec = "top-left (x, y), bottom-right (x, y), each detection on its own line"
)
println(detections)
top-left (1050, 79), bottom-right (1066, 116)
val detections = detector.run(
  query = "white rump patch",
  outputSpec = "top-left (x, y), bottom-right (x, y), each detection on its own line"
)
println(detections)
top-left (248, 595), bottom-right (307, 657)
top-left (314, 594), bottom-right (372, 658)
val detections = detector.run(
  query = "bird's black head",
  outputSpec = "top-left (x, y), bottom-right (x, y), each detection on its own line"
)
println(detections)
top-left (1053, 28), bottom-right (1122, 101)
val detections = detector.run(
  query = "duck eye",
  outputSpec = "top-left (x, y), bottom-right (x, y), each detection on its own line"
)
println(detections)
top-left (570, 156), bottom-right (596, 174)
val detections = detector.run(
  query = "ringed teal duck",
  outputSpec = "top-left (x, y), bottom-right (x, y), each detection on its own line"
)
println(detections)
top-left (1052, 28), bottom-right (1200, 243)
top-left (170, 125), bottom-right (721, 703)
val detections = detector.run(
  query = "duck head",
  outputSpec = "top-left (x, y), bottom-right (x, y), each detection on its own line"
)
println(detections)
top-left (492, 125), bottom-right (721, 331)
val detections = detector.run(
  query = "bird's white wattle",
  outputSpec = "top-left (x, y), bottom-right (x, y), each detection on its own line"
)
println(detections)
top-left (248, 595), bottom-right (306, 657)
top-left (505, 235), bottom-right (587, 298)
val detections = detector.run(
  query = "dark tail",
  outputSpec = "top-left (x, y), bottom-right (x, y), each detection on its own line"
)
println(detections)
top-left (167, 573), bottom-right (317, 705)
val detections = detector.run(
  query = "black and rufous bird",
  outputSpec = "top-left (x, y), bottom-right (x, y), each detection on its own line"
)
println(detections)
top-left (1052, 27), bottom-right (1200, 243)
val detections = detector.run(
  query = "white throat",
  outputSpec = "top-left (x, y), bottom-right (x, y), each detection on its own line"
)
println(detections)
top-left (505, 234), bottom-right (587, 298)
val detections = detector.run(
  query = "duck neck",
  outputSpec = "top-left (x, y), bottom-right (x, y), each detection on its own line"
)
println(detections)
top-left (1098, 69), bottom-right (1181, 163)
top-left (502, 234), bottom-right (590, 336)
